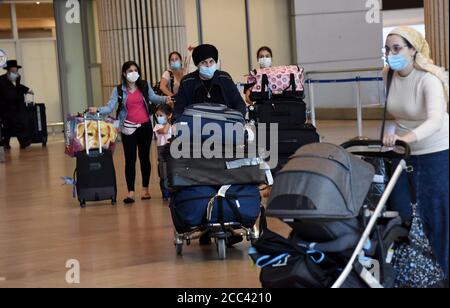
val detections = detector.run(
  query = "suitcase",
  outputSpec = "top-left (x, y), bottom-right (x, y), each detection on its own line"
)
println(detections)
top-left (247, 65), bottom-right (305, 101)
top-left (259, 123), bottom-right (320, 155)
top-left (170, 185), bottom-right (261, 233)
top-left (24, 103), bottom-right (48, 146)
top-left (75, 113), bottom-right (117, 208)
top-left (250, 100), bottom-right (307, 125)
top-left (167, 142), bottom-right (270, 188)
top-left (175, 103), bottom-right (246, 145)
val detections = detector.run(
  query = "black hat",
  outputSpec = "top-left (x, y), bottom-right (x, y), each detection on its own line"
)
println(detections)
top-left (192, 44), bottom-right (218, 66)
top-left (3, 60), bottom-right (22, 70)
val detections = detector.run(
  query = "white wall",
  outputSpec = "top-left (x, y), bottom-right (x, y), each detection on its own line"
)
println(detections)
top-left (21, 40), bottom-right (61, 124)
top-left (292, 0), bottom-right (384, 71)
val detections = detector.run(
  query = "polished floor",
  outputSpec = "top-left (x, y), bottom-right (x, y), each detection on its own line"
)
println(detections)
top-left (0, 120), bottom-right (387, 288)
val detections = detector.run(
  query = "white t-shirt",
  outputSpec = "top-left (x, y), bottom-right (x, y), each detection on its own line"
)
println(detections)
top-left (387, 68), bottom-right (449, 155)
top-left (153, 124), bottom-right (173, 146)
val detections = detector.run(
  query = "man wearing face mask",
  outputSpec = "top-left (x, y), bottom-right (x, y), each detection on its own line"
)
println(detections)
top-left (0, 60), bottom-right (34, 149)
top-left (173, 44), bottom-right (246, 120)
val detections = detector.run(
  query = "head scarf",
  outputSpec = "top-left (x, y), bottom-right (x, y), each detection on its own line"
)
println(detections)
top-left (389, 26), bottom-right (449, 102)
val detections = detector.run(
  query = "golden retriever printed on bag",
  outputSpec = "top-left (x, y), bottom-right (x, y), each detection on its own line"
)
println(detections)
top-left (76, 120), bottom-right (118, 150)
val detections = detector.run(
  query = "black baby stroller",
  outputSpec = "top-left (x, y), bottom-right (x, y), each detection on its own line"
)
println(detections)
top-left (249, 140), bottom-right (411, 288)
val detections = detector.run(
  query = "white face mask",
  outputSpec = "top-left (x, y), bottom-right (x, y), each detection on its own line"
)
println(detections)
top-left (258, 57), bottom-right (272, 69)
top-left (126, 71), bottom-right (140, 83)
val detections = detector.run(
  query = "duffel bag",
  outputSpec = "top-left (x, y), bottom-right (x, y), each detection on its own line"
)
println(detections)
top-left (170, 185), bottom-right (261, 233)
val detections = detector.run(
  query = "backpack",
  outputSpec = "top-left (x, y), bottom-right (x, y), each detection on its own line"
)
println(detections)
top-left (153, 71), bottom-right (174, 96)
top-left (115, 80), bottom-right (157, 120)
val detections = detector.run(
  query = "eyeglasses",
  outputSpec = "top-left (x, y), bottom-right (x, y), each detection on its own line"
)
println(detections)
top-left (384, 45), bottom-right (408, 55)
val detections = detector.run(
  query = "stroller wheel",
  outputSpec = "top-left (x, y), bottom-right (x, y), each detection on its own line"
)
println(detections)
top-left (217, 238), bottom-right (226, 260)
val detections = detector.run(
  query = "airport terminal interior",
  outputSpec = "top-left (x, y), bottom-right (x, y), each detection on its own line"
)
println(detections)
top-left (0, 0), bottom-right (448, 288)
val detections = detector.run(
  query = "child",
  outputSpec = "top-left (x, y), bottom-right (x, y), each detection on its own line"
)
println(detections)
top-left (153, 104), bottom-right (174, 201)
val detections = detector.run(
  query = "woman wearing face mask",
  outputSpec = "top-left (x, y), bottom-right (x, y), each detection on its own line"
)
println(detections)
top-left (159, 51), bottom-right (185, 96)
top-left (383, 27), bottom-right (449, 280)
top-left (89, 61), bottom-right (172, 204)
top-left (173, 44), bottom-right (246, 120)
top-left (0, 60), bottom-right (34, 149)
top-left (245, 46), bottom-right (273, 105)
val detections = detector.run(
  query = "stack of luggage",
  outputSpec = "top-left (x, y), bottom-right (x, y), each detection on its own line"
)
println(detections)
top-left (65, 113), bottom-right (119, 208)
top-left (167, 103), bottom-right (272, 258)
top-left (247, 65), bottom-right (320, 173)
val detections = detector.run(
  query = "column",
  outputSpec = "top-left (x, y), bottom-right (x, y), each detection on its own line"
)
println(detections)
top-left (424, 0), bottom-right (449, 70)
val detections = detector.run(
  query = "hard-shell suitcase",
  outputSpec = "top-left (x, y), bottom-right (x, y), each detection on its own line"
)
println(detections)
top-left (25, 102), bottom-right (48, 146)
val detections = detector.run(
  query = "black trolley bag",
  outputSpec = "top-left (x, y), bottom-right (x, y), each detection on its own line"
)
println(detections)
top-left (75, 113), bottom-right (117, 208)
top-left (24, 100), bottom-right (48, 146)
top-left (249, 99), bottom-right (307, 126)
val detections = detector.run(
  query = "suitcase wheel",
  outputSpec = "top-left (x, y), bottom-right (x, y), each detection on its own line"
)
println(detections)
top-left (216, 238), bottom-right (226, 260)
top-left (175, 243), bottom-right (183, 256)
top-left (42, 136), bottom-right (47, 147)
top-left (111, 199), bottom-right (117, 206)
top-left (79, 200), bottom-right (86, 208)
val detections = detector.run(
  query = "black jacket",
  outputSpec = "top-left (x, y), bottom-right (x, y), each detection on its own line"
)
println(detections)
top-left (173, 70), bottom-right (246, 120)
top-left (0, 73), bottom-right (29, 115)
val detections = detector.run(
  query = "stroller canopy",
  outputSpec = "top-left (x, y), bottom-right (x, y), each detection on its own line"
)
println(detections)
top-left (267, 143), bottom-right (375, 220)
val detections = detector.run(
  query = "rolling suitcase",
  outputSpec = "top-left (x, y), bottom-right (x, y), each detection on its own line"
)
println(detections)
top-left (167, 141), bottom-right (270, 188)
top-left (249, 100), bottom-right (307, 125)
top-left (75, 113), bottom-right (117, 208)
top-left (25, 102), bottom-right (48, 146)
top-left (175, 103), bottom-right (246, 145)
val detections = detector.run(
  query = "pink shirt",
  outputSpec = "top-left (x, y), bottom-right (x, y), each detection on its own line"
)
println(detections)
top-left (153, 124), bottom-right (173, 146)
top-left (126, 90), bottom-right (149, 124)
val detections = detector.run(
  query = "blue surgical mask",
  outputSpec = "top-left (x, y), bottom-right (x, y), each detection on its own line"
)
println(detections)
top-left (199, 64), bottom-right (217, 80)
top-left (170, 60), bottom-right (182, 71)
top-left (8, 72), bottom-right (19, 82)
top-left (387, 54), bottom-right (411, 72)
top-left (157, 116), bottom-right (167, 125)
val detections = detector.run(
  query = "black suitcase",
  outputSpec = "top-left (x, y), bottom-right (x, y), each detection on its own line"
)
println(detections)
top-left (75, 114), bottom-right (117, 208)
top-left (25, 103), bottom-right (48, 146)
top-left (250, 100), bottom-right (306, 125)
top-left (167, 142), bottom-right (270, 188)
top-left (260, 123), bottom-right (320, 155)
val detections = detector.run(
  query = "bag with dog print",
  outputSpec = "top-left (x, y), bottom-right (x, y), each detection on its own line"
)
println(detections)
top-left (65, 114), bottom-right (119, 157)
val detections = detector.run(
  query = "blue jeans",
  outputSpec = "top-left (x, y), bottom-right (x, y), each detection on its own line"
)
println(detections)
top-left (390, 150), bottom-right (449, 277)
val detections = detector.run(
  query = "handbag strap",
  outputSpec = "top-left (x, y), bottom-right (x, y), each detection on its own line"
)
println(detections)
top-left (380, 69), bottom-right (394, 140)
